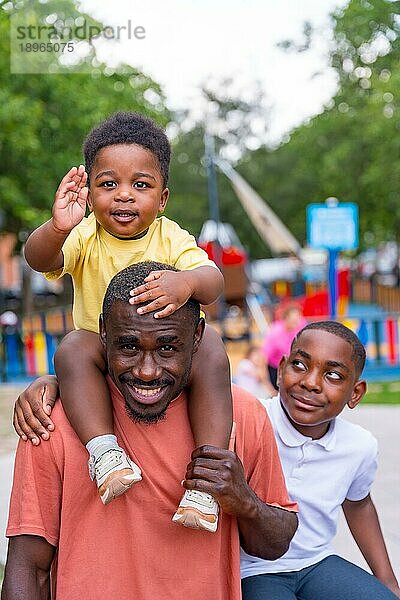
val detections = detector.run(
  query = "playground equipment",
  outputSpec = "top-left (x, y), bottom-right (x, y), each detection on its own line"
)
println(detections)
top-left (216, 159), bottom-right (301, 256)
top-left (202, 133), bottom-right (301, 341)
top-left (2, 305), bottom-right (400, 381)
top-left (2, 134), bottom-right (399, 381)
top-left (0, 307), bottom-right (72, 381)
top-left (198, 220), bottom-right (252, 340)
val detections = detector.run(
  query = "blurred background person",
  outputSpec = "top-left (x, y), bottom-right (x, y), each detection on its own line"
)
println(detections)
top-left (261, 303), bottom-right (307, 391)
top-left (234, 345), bottom-right (273, 398)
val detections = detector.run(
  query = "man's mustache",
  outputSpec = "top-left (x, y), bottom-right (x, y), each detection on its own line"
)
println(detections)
top-left (120, 376), bottom-right (172, 388)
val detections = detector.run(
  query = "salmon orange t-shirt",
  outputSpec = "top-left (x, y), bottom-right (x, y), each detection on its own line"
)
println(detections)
top-left (6, 382), bottom-right (297, 600)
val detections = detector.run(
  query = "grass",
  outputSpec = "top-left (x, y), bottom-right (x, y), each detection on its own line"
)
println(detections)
top-left (363, 381), bottom-right (400, 404)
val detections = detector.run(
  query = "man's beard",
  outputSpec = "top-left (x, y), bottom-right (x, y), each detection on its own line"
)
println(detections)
top-left (124, 400), bottom-right (168, 425)
top-left (122, 358), bottom-right (193, 425)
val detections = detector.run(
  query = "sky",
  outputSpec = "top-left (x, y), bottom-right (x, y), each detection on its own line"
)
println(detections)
top-left (79, 0), bottom-right (349, 144)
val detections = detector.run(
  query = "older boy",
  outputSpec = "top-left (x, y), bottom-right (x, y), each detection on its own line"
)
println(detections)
top-left (241, 321), bottom-right (400, 599)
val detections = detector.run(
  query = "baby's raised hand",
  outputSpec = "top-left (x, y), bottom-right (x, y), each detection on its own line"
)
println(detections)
top-left (129, 270), bottom-right (194, 318)
top-left (52, 165), bottom-right (89, 233)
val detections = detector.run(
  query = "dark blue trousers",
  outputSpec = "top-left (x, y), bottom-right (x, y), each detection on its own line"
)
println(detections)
top-left (241, 555), bottom-right (398, 600)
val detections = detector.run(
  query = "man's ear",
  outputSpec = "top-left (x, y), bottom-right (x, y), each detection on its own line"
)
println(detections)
top-left (277, 355), bottom-right (287, 388)
top-left (99, 314), bottom-right (106, 348)
top-left (347, 379), bottom-right (367, 409)
top-left (158, 188), bottom-right (169, 213)
top-left (192, 317), bottom-right (205, 354)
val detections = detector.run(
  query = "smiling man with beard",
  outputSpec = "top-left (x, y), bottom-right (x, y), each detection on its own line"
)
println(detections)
top-left (2, 262), bottom-right (298, 600)
top-left (101, 264), bottom-right (197, 427)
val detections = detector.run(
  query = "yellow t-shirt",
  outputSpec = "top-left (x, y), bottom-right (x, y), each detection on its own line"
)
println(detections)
top-left (45, 213), bottom-right (216, 332)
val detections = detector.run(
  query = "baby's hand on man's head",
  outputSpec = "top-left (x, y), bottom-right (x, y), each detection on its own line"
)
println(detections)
top-left (129, 270), bottom-right (194, 318)
top-left (52, 165), bottom-right (89, 233)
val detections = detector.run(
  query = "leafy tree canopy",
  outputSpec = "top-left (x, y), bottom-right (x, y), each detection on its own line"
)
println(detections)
top-left (236, 0), bottom-right (400, 254)
top-left (170, 0), bottom-right (400, 258)
top-left (5, 0), bottom-right (400, 259)
top-left (0, 0), bottom-right (169, 237)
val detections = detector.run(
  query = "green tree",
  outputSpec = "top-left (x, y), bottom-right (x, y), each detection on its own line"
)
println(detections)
top-left (330, 0), bottom-right (400, 243)
top-left (234, 0), bottom-right (400, 252)
top-left (0, 0), bottom-right (170, 236)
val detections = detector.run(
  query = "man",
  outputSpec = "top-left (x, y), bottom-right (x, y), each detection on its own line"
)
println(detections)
top-left (2, 262), bottom-right (298, 600)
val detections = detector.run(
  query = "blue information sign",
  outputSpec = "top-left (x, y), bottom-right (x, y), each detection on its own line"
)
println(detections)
top-left (307, 203), bottom-right (359, 251)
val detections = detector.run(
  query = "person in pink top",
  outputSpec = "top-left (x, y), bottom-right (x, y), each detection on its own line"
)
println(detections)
top-left (261, 303), bottom-right (307, 394)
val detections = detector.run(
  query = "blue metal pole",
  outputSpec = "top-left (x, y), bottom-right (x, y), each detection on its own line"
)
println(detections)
top-left (328, 249), bottom-right (338, 319)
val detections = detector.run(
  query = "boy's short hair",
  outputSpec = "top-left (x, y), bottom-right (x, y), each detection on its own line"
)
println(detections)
top-left (102, 261), bottom-right (200, 328)
top-left (293, 321), bottom-right (366, 378)
top-left (83, 112), bottom-right (171, 186)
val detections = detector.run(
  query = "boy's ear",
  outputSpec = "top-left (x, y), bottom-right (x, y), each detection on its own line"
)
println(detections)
top-left (347, 379), bottom-right (367, 409)
top-left (277, 355), bottom-right (287, 388)
top-left (158, 188), bottom-right (169, 213)
top-left (192, 317), bottom-right (205, 354)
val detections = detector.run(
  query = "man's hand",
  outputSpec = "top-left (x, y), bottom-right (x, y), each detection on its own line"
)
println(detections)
top-left (183, 444), bottom-right (298, 560)
top-left (129, 270), bottom-right (194, 318)
top-left (182, 445), bottom-right (252, 517)
top-left (13, 376), bottom-right (58, 445)
top-left (52, 165), bottom-right (88, 234)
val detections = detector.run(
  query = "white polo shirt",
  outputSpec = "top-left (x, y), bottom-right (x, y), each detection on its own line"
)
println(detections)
top-left (241, 395), bottom-right (378, 578)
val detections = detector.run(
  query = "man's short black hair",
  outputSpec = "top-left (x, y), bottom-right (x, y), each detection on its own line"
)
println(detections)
top-left (83, 112), bottom-right (171, 186)
top-left (102, 261), bottom-right (200, 327)
top-left (292, 320), bottom-right (366, 378)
